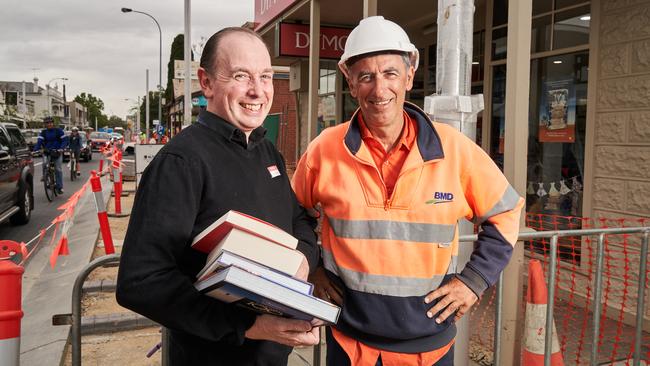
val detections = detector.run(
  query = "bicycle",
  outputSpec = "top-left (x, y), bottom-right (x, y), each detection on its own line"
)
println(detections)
top-left (69, 149), bottom-right (79, 181)
top-left (42, 149), bottom-right (61, 202)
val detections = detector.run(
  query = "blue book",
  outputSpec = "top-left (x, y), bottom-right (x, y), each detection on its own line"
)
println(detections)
top-left (196, 250), bottom-right (314, 295)
top-left (195, 265), bottom-right (340, 324)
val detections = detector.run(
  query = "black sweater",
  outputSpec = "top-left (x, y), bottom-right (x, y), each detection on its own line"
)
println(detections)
top-left (116, 110), bottom-right (319, 365)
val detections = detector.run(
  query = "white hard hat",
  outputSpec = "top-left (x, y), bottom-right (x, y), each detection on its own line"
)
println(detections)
top-left (339, 16), bottom-right (419, 76)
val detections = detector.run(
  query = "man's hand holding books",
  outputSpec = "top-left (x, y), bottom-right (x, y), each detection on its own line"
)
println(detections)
top-left (244, 314), bottom-right (320, 346)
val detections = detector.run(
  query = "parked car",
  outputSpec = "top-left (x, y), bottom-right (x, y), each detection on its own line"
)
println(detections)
top-left (21, 129), bottom-right (42, 156)
top-left (63, 132), bottom-right (92, 162)
top-left (89, 131), bottom-right (111, 151)
top-left (0, 123), bottom-right (35, 225)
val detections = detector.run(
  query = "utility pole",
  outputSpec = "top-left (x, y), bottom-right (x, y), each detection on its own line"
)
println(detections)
top-left (183, 0), bottom-right (192, 127)
top-left (146, 69), bottom-right (150, 141)
top-left (424, 1), bottom-right (484, 365)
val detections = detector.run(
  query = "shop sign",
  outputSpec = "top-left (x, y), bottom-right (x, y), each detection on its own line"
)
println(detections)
top-left (255, 0), bottom-right (298, 31)
top-left (192, 95), bottom-right (207, 107)
top-left (278, 23), bottom-right (351, 59)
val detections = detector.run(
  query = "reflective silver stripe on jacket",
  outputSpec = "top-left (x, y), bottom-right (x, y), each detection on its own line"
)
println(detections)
top-left (322, 248), bottom-right (458, 297)
top-left (328, 218), bottom-right (456, 244)
top-left (472, 185), bottom-right (521, 224)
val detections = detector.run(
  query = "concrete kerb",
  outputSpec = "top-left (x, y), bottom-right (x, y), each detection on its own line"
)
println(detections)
top-left (19, 175), bottom-right (112, 366)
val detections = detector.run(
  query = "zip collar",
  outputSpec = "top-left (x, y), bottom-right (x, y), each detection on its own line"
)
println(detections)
top-left (344, 102), bottom-right (444, 162)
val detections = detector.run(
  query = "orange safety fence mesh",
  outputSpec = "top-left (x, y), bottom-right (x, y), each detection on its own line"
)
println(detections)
top-left (469, 214), bottom-right (650, 365)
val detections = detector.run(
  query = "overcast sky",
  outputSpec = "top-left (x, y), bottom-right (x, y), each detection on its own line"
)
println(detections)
top-left (0, 0), bottom-right (254, 120)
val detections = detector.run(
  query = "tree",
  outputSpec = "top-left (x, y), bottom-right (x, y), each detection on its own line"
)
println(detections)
top-left (74, 93), bottom-right (108, 127)
top-left (166, 34), bottom-right (192, 103)
top-left (107, 115), bottom-right (127, 129)
top-left (138, 91), bottom-right (162, 133)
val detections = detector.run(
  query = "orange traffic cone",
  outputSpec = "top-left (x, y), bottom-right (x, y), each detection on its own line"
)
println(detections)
top-left (522, 259), bottom-right (564, 365)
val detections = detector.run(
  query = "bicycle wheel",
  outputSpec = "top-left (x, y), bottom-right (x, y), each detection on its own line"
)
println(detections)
top-left (44, 167), bottom-right (55, 202)
top-left (70, 158), bottom-right (76, 181)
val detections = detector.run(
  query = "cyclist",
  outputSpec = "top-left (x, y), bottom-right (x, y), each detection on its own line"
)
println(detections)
top-left (34, 117), bottom-right (68, 194)
top-left (68, 127), bottom-right (82, 177)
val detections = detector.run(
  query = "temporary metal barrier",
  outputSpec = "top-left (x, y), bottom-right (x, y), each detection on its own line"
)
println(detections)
top-left (469, 226), bottom-right (650, 366)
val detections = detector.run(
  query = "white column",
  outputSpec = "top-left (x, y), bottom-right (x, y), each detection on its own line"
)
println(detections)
top-left (184, 0), bottom-right (192, 127)
top-left (307, 0), bottom-right (320, 142)
top-left (500, 0), bottom-right (532, 364)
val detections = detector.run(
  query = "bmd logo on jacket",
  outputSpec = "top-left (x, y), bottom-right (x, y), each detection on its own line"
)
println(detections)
top-left (426, 191), bottom-right (454, 205)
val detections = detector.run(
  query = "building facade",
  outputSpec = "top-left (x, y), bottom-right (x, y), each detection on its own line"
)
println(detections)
top-left (251, 0), bottom-right (650, 359)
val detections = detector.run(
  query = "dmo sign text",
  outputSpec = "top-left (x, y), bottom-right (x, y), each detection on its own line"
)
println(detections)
top-left (278, 23), bottom-right (351, 59)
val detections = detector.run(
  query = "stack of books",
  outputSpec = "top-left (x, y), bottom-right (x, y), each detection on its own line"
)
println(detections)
top-left (192, 210), bottom-right (340, 324)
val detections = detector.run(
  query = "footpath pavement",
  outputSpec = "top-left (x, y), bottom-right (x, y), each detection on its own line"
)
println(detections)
top-left (20, 173), bottom-right (113, 365)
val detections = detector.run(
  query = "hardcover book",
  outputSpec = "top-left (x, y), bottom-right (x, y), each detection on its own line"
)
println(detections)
top-left (191, 210), bottom-right (298, 253)
top-left (200, 227), bottom-right (305, 277)
top-left (195, 265), bottom-right (340, 324)
top-left (196, 249), bottom-right (313, 295)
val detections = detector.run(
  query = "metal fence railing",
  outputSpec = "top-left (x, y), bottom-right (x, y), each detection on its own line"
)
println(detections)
top-left (464, 226), bottom-right (649, 366)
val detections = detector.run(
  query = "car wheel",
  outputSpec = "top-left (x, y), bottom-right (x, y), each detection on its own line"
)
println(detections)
top-left (10, 182), bottom-right (31, 225)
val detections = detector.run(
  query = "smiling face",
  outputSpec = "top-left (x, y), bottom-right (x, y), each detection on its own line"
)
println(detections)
top-left (346, 53), bottom-right (414, 131)
top-left (198, 32), bottom-right (274, 133)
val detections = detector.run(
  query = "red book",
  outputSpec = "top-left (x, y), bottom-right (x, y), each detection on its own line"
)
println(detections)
top-left (191, 210), bottom-right (298, 254)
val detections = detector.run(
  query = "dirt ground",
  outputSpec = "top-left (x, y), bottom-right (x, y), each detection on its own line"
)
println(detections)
top-left (62, 181), bottom-right (164, 366)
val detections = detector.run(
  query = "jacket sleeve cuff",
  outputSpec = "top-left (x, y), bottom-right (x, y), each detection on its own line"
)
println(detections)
top-left (456, 265), bottom-right (490, 298)
top-left (225, 306), bottom-right (257, 345)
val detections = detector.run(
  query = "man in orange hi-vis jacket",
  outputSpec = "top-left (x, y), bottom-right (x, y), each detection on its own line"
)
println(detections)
top-left (291, 16), bottom-right (524, 366)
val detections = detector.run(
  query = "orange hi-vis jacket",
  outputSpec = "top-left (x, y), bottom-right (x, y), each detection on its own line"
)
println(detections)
top-left (292, 103), bottom-right (524, 356)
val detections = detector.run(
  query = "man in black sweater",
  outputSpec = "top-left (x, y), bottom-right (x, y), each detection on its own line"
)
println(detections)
top-left (116, 27), bottom-right (320, 365)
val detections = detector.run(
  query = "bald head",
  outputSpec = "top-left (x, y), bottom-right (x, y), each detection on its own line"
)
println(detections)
top-left (200, 27), bottom-right (267, 75)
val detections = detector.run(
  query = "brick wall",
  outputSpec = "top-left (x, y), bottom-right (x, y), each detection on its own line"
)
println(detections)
top-left (594, 0), bottom-right (650, 219)
top-left (270, 78), bottom-right (298, 167)
top-left (591, 0), bottom-right (650, 321)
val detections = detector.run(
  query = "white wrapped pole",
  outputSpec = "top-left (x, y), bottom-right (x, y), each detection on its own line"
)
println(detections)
top-left (425, 2), bottom-right (483, 366)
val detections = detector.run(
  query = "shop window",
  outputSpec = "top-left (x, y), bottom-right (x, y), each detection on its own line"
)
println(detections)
top-left (553, 6), bottom-right (590, 49)
top-left (529, 2), bottom-right (590, 53)
top-left (427, 44), bottom-right (437, 93)
top-left (413, 48), bottom-right (425, 90)
top-left (527, 51), bottom-right (588, 219)
top-left (493, 0), bottom-right (508, 27)
top-left (342, 93), bottom-right (358, 121)
top-left (492, 27), bottom-right (508, 60)
top-left (533, 0), bottom-right (553, 15)
top-left (318, 95), bottom-right (337, 134)
top-left (472, 31), bottom-right (485, 83)
top-left (555, 0), bottom-right (588, 10)
top-left (531, 15), bottom-right (552, 53)
top-left (489, 64), bottom-right (507, 170)
top-left (319, 62), bottom-right (337, 95)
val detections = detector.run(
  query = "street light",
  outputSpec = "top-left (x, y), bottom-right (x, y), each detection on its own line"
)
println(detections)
top-left (121, 7), bottom-right (162, 132)
top-left (47, 77), bottom-right (68, 120)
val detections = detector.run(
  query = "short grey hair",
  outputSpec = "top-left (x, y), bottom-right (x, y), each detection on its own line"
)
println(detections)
top-left (344, 50), bottom-right (412, 71)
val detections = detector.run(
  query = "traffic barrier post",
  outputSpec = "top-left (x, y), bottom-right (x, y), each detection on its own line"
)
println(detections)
top-left (112, 153), bottom-right (121, 215)
top-left (108, 151), bottom-right (130, 218)
top-left (0, 241), bottom-right (25, 366)
top-left (89, 170), bottom-right (115, 254)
